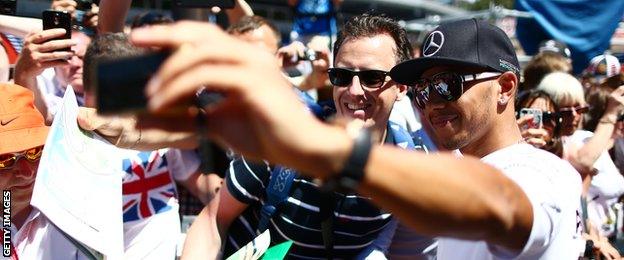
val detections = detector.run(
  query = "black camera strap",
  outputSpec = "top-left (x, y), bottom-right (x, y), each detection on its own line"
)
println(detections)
top-left (195, 89), bottom-right (224, 174)
top-left (319, 191), bottom-right (336, 260)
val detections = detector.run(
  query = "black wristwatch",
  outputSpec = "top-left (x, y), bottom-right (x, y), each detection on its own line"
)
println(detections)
top-left (321, 128), bottom-right (372, 193)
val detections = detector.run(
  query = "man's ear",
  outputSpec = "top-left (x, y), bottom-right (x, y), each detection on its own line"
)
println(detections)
top-left (497, 72), bottom-right (517, 105)
top-left (396, 83), bottom-right (408, 101)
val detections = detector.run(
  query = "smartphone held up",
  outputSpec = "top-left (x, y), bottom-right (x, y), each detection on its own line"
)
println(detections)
top-left (94, 51), bottom-right (170, 115)
top-left (42, 10), bottom-right (72, 52)
top-left (520, 108), bottom-right (543, 130)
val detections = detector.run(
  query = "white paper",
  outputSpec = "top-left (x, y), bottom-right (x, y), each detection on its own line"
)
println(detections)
top-left (226, 230), bottom-right (271, 260)
top-left (31, 87), bottom-right (124, 259)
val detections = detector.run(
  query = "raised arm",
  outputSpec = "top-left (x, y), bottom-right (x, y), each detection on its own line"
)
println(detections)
top-left (97, 0), bottom-right (132, 33)
top-left (130, 21), bottom-right (534, 252)
top-left (574, 85), bottom-right (624, 172)
top-left (0, 14), bottom-right (42, 38)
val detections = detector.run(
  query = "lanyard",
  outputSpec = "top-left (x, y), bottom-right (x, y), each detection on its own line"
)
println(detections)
top-left (10, 241), bottom-right (18, 260)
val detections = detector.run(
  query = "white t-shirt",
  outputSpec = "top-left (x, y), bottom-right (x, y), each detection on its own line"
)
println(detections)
top-left (564, 130), bottom-right (624, 236)
top-left (437, 143), bottom-right (583, 259)
top-left (119, 148), bottom-right (199, 259)
top-left (6, 209), bottom-right (89, 260)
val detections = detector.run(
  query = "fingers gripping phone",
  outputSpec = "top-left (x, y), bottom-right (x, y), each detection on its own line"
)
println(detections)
top-left (95, 52), bottom-right (170, 114)
top-left (42, 10), bottom-right (72, 52)
top-left (520, 108), bottom-right (543, 129)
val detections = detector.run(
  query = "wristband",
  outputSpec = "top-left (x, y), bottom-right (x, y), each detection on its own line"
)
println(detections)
top-left (322, 128), bottom-right (372, 193)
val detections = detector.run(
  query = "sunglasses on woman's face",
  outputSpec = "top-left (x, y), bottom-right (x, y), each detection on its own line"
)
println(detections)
top-left (411, 71), bottom-right (502, 109)
top-left (542, 111), bottom-right (562, 128)
top-left (0, 146), bottom-right (44, 170)
top-left (559, 105), bottom-right (589, 118)
top-left (327, 68), bottom-right (390, 90)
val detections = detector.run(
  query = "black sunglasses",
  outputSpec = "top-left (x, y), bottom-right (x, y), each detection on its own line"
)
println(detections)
top-left (559, 105), bottom-right (590, 119)
top-left (542, 111), bottom-right (563, 127)
top-left (327, 68), bottom-right (389, 89)
top-left (411, 71), bottom-right (502, 109)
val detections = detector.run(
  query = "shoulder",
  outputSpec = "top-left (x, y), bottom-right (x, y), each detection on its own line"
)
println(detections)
top-left (224, 157), bottom-right (272, 204)
top-left (483, 144), bottom-right (581, 193)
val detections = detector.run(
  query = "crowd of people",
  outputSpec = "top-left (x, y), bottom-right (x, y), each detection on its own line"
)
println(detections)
top-left (2, 0), bottom-right (624, 259)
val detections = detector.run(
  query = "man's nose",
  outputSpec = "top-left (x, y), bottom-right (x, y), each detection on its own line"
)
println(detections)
top-left (69, 55), bottom-right (82, 67)
top-left (347, 76), bottom-right (365, 96)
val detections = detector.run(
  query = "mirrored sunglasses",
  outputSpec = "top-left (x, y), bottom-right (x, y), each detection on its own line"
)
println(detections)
top-left (411, 71), bottom-right (502, 109)
top-left (0, 146), bottom-right (44, 170)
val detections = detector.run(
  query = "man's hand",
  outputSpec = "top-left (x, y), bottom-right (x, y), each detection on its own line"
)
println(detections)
top-left (84, 3), bottom-right (100, 29)
top-left (130, 21), bottom-right (351, 178)
top-left (52, 0), bottom-right (77, 14)
top-left (77, 107), bottom-right (128, 144)
top-left (582, 221), bottom-right (622, 260)
top-left (516, 115), bottom-right (549, 148)
top-left (14, 29), bottom-right (75, 85)
top-left (277, 41), bottom-right (306, 68)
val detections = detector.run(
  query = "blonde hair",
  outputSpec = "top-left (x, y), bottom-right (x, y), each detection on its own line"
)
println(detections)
top-left (536, 72), bottom-right (586, 106)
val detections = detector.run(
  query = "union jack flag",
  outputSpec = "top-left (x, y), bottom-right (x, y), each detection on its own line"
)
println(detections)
top-left (122, 151), bottom-right (177, 222)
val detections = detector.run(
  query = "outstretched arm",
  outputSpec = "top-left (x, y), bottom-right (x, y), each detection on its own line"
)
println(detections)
top-left (130, 21), bottom-right (534, 252)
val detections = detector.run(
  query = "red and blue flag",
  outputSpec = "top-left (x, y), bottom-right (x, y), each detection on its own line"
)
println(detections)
top-left (122, 151), bottom-right (177, 222)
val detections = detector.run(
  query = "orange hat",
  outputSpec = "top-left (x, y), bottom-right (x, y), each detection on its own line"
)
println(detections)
top-left (0, 83), bottom-right (49, 154)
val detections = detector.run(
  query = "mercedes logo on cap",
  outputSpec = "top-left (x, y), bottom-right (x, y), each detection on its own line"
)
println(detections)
top-left (422, 31), bottom-right (444, 57)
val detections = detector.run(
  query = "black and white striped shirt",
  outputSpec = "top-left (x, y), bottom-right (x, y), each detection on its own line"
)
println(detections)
top-left (223, 157), bottom-right (392, 259)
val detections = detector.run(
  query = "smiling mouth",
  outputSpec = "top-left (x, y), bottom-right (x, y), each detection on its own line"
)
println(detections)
top-left (345, 103), bottom-right (370, 110)
top-left (10, 181), bottom-right (35, 190)
top-left (430, 114), bottom-right (458, 127)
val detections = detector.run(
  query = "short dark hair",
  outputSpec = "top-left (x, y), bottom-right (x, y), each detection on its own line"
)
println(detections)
top-left (83, 33), bottom-right (148, 92)
top-left (226, 15), bottom-right (281, 43)
top-left (333, 14), bottom-right (412, 65)
top-left (131, 11), bottom-right (174, 29)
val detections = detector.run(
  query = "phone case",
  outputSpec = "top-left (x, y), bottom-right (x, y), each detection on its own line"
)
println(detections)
top-left (42, 10), bottom-right (72, 52)
top-left (520, 108), bottom-right (543, 129)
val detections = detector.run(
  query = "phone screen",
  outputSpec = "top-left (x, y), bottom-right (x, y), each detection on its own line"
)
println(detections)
top-left (95, 52), bottom-right (169, 114)
top-left (520, 108), bottom-right (543, 129)
top-left (42, 10), bottom-right (72, 52)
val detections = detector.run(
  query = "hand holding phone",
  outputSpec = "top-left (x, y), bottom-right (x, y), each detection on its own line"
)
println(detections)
top-left (95, 51), bottom-right (170, 114)
top-left (42, 10), bottom-right (72, 51)
top-left (13, 12), bottom-right (75, 83)
top-left (519, 108), bottom-right (543, 129)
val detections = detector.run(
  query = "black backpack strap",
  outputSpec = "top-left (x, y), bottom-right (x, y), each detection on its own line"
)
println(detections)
top-left (319, 192), bottom-right (336, 260)
top-left (257, 165), bottom-right (297, 232)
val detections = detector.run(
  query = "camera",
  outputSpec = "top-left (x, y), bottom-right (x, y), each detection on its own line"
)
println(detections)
top-left (298, 48), bottom-right (318, 61)
top-left (73, 0), bottom-right (98, 35)
top-left (95, 51), bottom-right (170, 114)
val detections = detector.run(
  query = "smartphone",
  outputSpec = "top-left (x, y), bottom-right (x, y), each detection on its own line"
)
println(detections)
top-left (172, 0), bottom-right (235, 9)
top-left (42, 10), bottom-right (72, 52)
top-left (520, 108), bottom-right (543, 129)
top-left (95, 52), bottom-right (169, 114)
